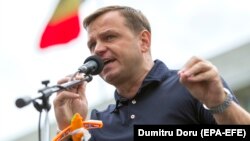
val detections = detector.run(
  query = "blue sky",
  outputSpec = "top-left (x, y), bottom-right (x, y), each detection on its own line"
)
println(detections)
top-left (0, 0), bottom-right (250, 140)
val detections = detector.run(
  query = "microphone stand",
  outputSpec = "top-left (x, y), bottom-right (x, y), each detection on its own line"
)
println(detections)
top-left (15, 74), bottom-right (93, 141)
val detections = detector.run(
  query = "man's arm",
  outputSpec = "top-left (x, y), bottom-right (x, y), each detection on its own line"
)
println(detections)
top-left (179, 56), bottom-right (250, 124)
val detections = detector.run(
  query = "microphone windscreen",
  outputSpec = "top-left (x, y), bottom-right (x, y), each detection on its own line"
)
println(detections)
top-left (84, 55), bottom-right (104, 75)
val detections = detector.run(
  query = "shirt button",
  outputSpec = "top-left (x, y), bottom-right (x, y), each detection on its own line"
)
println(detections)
top-left (131, 114), bottom-right (135, 119)
top-left (132, 100), bottom-right (136, 104)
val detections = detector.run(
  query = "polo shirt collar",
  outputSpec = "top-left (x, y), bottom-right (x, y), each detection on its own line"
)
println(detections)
top-left (111, 60), bottom-right (170, 113)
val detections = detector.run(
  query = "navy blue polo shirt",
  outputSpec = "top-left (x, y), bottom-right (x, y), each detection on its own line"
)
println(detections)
top-left (88, 60), bottom-right (234, 141)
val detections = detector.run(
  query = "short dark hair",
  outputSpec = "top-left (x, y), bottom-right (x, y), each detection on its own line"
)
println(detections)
top-left (83, 5), bottom-right (151, 34)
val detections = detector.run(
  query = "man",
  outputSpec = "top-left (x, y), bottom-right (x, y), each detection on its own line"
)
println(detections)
top-left (53, 5), bottom-right (250, 141)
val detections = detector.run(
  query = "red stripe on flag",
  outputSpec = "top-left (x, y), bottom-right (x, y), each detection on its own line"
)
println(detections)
top-left (39, 14), bottom-right (80, 49)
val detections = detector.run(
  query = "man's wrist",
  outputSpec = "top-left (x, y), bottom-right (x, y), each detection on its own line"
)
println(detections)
top-left (203, 88), bottom-right (233, 114)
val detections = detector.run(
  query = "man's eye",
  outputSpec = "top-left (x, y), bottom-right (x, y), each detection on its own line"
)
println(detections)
top-left (106, 35), bottom-right (115, 41)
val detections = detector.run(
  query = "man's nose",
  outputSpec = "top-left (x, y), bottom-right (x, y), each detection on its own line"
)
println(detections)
top-left (94, 42), bottom-right (107, 55)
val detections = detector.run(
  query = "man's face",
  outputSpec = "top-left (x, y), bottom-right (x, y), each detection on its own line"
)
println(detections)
top-left (86, 11), bottom-right (144, 85)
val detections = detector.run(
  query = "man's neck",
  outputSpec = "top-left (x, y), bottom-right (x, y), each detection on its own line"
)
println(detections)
top-left (116, 61), bottom-right (154, 99)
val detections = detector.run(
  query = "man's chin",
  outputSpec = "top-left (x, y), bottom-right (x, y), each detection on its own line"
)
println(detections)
top-left (102, 73), bottom-right (117, 84)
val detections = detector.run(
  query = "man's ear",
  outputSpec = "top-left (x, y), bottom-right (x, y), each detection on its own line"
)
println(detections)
top-left (139, 30), bottom-right (151, 52)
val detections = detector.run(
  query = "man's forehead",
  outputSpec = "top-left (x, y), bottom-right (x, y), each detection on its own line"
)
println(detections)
top-left (86, 11), bottom-right (124, 29)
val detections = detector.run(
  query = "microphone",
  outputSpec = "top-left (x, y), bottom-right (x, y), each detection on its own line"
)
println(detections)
top-left (15, 96), bottom-right (32, 108)
top-left (15, 55), bottom-right (104, 109)
top-left (78, 55), bottom-right (104, 75)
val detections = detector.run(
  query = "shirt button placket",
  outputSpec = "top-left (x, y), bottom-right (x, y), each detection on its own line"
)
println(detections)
top-left (130, 99), bottom-right (136, 119)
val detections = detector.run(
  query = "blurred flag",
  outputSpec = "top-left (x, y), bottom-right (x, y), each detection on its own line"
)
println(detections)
top-left (39, 0), bottom-right (83, 49)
